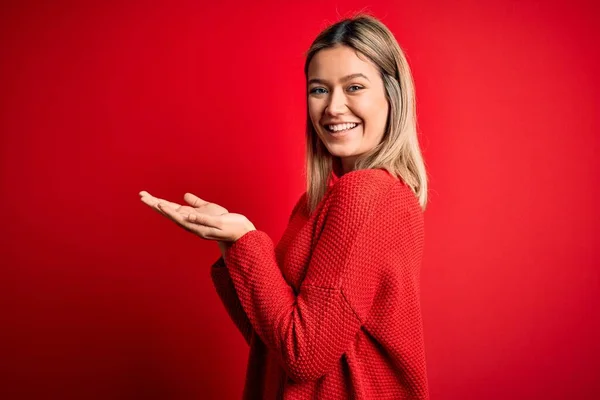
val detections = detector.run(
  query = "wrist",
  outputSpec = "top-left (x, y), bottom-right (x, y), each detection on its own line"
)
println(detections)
top-left (217, 241), bottom-right (231, 256)
top-left (218, 224), bottom-right (256, 257)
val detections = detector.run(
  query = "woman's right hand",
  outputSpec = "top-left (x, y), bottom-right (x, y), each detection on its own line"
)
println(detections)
top-left (139, 191), bottom-right (231, 256)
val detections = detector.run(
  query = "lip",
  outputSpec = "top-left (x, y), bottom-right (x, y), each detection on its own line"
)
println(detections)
top-left (322, 121), bottom-right (361, 126)
top-left (322, 122), bottom-right (362, 133)
top-left (325, 123), bottom-right (359, 139)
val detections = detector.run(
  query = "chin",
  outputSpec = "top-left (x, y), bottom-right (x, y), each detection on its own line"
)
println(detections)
top-left (330, 150), bottom-right (356, 158)
top-left (328, 143), bottom-right (361, 157)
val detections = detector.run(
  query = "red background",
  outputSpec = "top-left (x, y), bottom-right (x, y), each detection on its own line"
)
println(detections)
top-left (1, 0), bottom-right (599, 399)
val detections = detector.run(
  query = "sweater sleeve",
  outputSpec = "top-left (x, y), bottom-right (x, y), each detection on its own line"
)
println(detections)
top-left (223, 174), bottom-right (397, 383)
top-left (209, 193), bottom-right (308, 347)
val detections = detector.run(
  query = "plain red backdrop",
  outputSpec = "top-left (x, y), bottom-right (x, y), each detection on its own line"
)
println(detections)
top-left (1, 0), bottom-right (599, 399)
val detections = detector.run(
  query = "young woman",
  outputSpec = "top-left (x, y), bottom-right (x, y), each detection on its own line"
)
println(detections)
top-left (141, 14), bottom-right (429, 399)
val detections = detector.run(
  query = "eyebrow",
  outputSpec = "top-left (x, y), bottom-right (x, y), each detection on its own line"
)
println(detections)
top-left (307, 73), bottom-right (370, 86)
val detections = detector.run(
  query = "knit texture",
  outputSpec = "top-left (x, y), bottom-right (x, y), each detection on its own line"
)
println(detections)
top-left (210, 168), bottom-right (428, 399)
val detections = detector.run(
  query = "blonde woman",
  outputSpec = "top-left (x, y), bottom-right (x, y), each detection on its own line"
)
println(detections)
top-left (141, 14), bottom-right (429, 399)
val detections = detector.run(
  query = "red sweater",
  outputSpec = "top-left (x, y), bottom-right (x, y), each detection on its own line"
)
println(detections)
top-left (210, 168), bottom-right (429, 399)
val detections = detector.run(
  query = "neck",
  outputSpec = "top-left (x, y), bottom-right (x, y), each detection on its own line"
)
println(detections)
top-left (339, 157), bottom-right (357, 175)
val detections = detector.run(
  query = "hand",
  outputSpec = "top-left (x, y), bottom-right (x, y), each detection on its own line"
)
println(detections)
top-left (139, 191), bottom-right (256, 243)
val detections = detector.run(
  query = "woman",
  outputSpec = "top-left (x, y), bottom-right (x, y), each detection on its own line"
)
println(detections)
top-left (141, 14), bottom-right (429, 399)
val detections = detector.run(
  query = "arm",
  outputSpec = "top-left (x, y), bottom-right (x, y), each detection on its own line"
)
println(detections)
top-left (209, 193), bottom-right (307, 346)
top-left (223, 175), bottom-right (406, 383)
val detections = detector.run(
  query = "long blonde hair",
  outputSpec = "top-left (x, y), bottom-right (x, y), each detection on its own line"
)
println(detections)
top-left (304, 14), bottom-right (428, 213)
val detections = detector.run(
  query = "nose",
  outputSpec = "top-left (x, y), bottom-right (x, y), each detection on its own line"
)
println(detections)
top-left (325, 88), bottom-right (347, 116)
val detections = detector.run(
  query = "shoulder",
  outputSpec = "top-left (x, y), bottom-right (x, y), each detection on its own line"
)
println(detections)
top-left (330, 169), bottom-right (423, 228)
top-left (329, 168), bottom-right (398, 211)
top-left (289, 168), bottom-right (416, 221)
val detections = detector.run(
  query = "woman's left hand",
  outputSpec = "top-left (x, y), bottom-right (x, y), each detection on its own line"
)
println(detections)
top-left (139, 190), bottom-right (256, 243)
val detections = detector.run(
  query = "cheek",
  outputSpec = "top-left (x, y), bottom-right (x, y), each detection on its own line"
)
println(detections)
top-left (307, 100), bottom-right (322, 125)
top-left (373, 103), bottom-right (389, 127)
top-left (355, 97), bottom-right (388, 129)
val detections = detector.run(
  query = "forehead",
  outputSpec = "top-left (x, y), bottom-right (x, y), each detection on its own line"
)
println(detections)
top-left (307, 45), bottom-right (378, 79)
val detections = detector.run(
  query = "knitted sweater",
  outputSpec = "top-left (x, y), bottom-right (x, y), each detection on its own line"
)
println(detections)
top-left (210, 168), bottom-right (429, 399)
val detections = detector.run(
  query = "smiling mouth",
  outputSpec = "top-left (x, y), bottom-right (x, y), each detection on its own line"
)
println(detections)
top-left (324, 123), bottom-right (360, 133)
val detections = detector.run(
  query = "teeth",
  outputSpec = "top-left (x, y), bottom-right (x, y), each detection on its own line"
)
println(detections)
top-left (327, 123), bottom-right (358, 132)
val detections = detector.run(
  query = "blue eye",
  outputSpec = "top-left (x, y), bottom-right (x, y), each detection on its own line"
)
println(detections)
top-left (309, 87), bottom-right (327, 94)
top-left (348, 85), bottom-right (363, 92)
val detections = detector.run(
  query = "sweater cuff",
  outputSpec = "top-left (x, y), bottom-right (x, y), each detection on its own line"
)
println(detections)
top-left (223, 229), bottom-right (265, 267)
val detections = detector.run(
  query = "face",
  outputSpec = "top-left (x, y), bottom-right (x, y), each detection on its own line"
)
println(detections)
top-left (307, 45), bottom-right (389, 174)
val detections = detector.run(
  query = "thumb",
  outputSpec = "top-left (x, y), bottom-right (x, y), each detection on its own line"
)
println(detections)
top-left (183, 192), bottom-right (208, 207)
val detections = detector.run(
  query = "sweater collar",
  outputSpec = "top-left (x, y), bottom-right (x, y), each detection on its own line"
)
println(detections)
top-left (328, 166), bottom-right (393, 187)
top-left (328, 171), bottom-right (338, 187)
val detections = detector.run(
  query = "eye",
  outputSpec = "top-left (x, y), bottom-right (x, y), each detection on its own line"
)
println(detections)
top-left (309, 87), bottom-right (328, 95)
top-left (348, 85), bottom-right (363, 92)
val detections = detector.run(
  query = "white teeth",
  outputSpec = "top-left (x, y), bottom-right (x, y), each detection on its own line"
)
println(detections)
top-left (327, 123), bottom-right (358, 132)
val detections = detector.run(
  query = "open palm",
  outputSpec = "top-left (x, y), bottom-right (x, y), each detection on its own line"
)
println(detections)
top-left (139, 191), bottom-right (255, 243)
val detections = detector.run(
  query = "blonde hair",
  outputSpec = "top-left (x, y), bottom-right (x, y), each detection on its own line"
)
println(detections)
top-left (303, 14), bottom-right (428, 213)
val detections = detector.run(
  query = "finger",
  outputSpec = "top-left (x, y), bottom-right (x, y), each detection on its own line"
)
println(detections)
top-left (140, 191), bottom-right (175, 205)
top-left (141, 196), bottom-right (170, 218)
top-left (140, 194), bottom-right (161, 208)
top-left (140, 191), bottom-right (161, 203)
top-left (186, 211), bottom-right (221, 229)
top-left (140, 192), bottom-right (182, 209)
top-left (156, 199), bottom-right (182, 209)
top-left (157, 203), bottom-right (196, 231)
top-left (159, 204), bottom-right (224, 240)
top-left (157, 202), bottom-right (187, 219)
top-left (183, 192), bottom-right (209, 208)
top-left (141, 194), bottom-right (182, 216)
